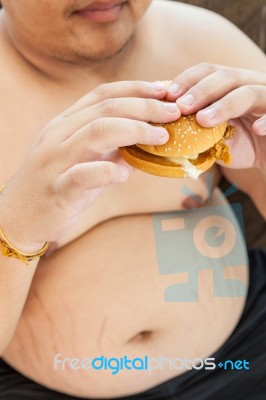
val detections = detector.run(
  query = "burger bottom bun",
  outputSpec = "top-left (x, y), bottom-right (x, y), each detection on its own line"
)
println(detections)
top-left (119, 145), bottom-right (216, 178)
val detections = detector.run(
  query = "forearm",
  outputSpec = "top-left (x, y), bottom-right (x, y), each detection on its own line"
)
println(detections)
top-left (0, 193), bottom-right (42, 356)
top-left (0, 253), bottom-right (39, 356)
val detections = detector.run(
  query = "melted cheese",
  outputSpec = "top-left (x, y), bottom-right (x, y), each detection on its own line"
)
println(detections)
top-left (165, 156), bottom-right (203, 180)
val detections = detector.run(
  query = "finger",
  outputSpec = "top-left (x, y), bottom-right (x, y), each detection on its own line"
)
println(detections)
top-left (63, 81), bottom-right (168, 117)
top-left (99, 149), bottom-right (137, 173)
top-left (196, 85), bottom-right (266, 127)
top-left (253, 115), bottom-right (266, 136)
top-left (60, 98), bottom-right (180, 140)
top-left (176, 69), bottom-right (266, 115)
top-left (99, 149), bottom-right (136, 172)
top-left (61, 117), bottom-right (170, 164)
top-left (166, 63), bottom-right (266, 109)
top-left (54, 161), bottom-right (130, 202)
top-left (98, 149), bottom-right (121, 163)
top-left (165, 62), bottom-right (220, 100)
top-left (176, 69), bottom-right (245, 114)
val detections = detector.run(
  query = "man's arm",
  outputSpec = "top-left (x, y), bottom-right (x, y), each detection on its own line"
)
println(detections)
top-left (0, 249), bottom-right (40, 356)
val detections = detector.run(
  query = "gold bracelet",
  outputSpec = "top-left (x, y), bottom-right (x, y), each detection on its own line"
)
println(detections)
top-left (0, 183), bottom-right (7, 192)
top-left (0, 183), bottom-right (49, 265)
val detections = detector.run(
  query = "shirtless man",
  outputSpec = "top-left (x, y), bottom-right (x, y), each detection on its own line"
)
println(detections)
top-left (0, 0), bottom-right (266, 399)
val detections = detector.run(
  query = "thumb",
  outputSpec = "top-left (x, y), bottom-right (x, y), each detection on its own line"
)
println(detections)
top-left (252, 116), bottom-right (266, 136)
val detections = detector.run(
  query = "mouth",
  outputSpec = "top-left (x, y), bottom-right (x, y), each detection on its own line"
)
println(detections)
top-left (73, 1), bottom-right (128, 23)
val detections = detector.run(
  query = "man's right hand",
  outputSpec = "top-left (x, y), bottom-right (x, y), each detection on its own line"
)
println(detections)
top-left (0, 81), bottom-right (180, 253)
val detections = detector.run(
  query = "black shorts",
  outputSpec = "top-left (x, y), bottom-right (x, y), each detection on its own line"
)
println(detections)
top-left (1, 248), bottom-right (266, 400)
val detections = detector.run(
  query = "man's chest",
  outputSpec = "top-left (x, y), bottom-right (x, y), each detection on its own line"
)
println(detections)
top-left (0, 60), bottom-right (213, 248)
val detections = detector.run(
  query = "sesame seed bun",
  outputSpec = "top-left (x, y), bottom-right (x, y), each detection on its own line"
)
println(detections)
top-left (119, 113), bottom-right (233, 179)
top-left (137, 115), bottom-right (227, 157)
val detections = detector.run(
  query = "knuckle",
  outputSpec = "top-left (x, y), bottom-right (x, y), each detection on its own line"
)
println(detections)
top-left (31, 147), bottom-right (53, 170)
top-left (135, 121), bottom-right (149, 143)
top-left (143, 98), bottom-right (157, 113)
top-left (180, 63), bottom-right (215, 86)
top-left (98, 98), bottom-right (120, 115)
top-left (67, 165), bottom-right (84, 188)
top-left (220, 68), bottom-right (238, 82)
top-left (198, 61), bottom-right (209, 69)
top-left (137, 80), bottom-right (149, 92)
top-left (93, 83), bottom-right (110, 98)
top-left (100, 163), bottom-right (116, 180)
top-left (244, 85), bottom-right (258, 107)
top-left (88, 119), bottom-right (107, 143)
top-left (192, 82), bottom-right (209, 100)
top-left (30, 134), bottom-right (60, 170)
top-left (198, 62), bottom-right (215, 73)
top-left (244, 85), bottom-right (257, 98)
top-left (134, 80), bottom-right (152, 95)
top-left (221, 96), bottom-right (233, 113)
top-left (37, 118), bottom-right (61, 144)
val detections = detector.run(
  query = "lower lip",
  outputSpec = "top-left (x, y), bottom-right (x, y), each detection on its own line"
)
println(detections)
top-left (75, 3), bottom-right (125, 23)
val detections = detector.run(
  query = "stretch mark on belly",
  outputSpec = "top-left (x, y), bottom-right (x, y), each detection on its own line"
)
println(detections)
top-left (97, 316), bottom-right (108, 353)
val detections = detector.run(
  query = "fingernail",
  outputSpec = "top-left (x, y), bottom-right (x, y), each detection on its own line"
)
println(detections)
top-left (167, 83), bottom-right (180, 94)
top-left (179, 94), bottom-right (194, 107)
top-left (200, 107), bottom-right (216, 120)
top-left (163, 102), bottom-right (179, 113)
top-left (118, 166), bottom-right (129, 181)
top-left (151, 81), bottom-right (166, 92)
top-left (152, 127), bottom-right (169, 143)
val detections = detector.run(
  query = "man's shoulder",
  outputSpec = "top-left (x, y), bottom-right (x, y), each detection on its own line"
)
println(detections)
top-left (146, 0), bottom-right (265, 68)
top-left (148, 0), bottom-right (232, 39)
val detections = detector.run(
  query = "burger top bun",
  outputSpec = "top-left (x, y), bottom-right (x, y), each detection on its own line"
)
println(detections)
top-left (137, 114), bottom-right (228, 157)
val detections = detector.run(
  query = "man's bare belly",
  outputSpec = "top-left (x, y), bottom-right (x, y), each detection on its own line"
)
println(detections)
top-left (3, 187), bottom-right (248, 398)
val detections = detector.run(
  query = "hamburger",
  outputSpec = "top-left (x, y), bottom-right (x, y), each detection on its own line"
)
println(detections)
top-left (119, 113), bottom-right (234, 180)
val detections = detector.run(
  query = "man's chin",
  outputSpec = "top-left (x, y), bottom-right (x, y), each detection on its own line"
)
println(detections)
top-left (60, 6), bottom-right (135, 64)
top-left (82, 41), bottom-right (129, 61)
top-left (58, 36), bottom-right (132, 65)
